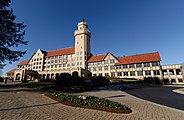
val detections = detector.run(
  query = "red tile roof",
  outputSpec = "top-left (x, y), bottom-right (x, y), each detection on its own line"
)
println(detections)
top-left (18, 60), bottom-right (29, 66)
top-left (116, 52), bottom-right (161, 65)
top-left (6, 68), bottom-right (17, 74)
top-left (46, 47), bottom-right (75, 57)
top-left (88, 54), bottom-right (106, 62)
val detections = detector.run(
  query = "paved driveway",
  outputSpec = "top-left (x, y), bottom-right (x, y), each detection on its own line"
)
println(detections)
top-left (124, 85), bottom-right (184, 111)
top-left (0, 82), bottom-right (184, 120)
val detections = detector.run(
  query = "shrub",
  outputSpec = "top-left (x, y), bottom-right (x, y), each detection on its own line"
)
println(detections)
top-left (56, 73), bottom-right (72, 86)
top-left (143, 77), bottom-right (162, 84)
top-left (56, 73), bottom-right (86, 86)
top-left (91, 76), bottom-right (110, 84)
top-left (143, 77), bottom-right (154, 83)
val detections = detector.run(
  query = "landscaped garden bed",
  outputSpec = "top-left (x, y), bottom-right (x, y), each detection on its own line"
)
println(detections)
top-left (45, 93), bottom-right (132, 114)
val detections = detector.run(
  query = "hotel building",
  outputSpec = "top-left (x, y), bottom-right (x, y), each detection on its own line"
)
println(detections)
top-left (6, 20), bottom-right (184, 84)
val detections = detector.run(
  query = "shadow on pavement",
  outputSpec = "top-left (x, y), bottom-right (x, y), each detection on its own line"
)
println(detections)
top-left (0, 102), bottom-right (60, 112)
top-left (104, 95), bottom-right (126, 98)
top-left (0, 82), bottom-right (54, 93)
top-left (125, 86), bottom-right (184, 111)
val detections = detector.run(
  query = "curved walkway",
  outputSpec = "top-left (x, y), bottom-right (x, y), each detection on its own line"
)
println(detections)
top-left (0, 82), bottom-right (184, 120)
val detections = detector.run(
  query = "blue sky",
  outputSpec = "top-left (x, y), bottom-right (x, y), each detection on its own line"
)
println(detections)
top-left (2, 0), bottom-right (184, 75)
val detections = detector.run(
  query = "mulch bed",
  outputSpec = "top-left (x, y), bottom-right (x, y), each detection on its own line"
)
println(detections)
top-left (45, 94), bottom-right (132, 114)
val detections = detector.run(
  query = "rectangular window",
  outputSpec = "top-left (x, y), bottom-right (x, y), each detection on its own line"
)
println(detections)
top-left (98, 67), bottom-right (102, 71)
top-left (137, 71), bottom-right (143, 76)
top-left (93, 67), bottom-right (96, 71)
top-left (178, 79), bottom-right (183, 83)
top-left (116, 65), bottom-right (121, 69)
top-left (169, 70), bottom-right (174, 75)
top-left (144, 63), bottom-right (150, 67)
top-left (130, 71), bottom-right (135, 76)
top-left (153, 70), bottom-right (160, 75)
top-left (110, 59), bottom-right (115, 64)
top-left (104, 60), bottom-right (108, 64)
top-left (123, 72), bottom-right (128, 76)
top-left (111, 72), bottom-right (115, 77)
top-left (105, 73), bottom-right (109, 77)
top-left (171, 79), bottom-right (176, 83)
top-left (117, 72), bottom-right (122, 76)
top-left (145, 70), bottom-right (151, 75)
top-left (99, 73), bottom-right (103, 76)
top-left (110, 66), bottom-right (115, 70)
top-left (152, 62), bottom-right (159, 66)
top-left (129, 64), bottom-right (135, 68)
top-left (123, 64), bottom-right (128, 68)
top-left (88, 68), bottom-right (91, 71)
top-left (104, 66), bottom-right (108, 70)
top-left (136, 63), bottom-right (142, 68)
top-left (93, 74), bottom-right (97, 77)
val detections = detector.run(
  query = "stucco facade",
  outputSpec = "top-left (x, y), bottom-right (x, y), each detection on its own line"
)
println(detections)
top-left (7, 20), bottom-right (184, 84)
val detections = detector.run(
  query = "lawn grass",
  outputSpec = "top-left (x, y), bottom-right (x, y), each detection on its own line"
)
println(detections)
top-left (178, 88), bottom-right (184, 92)
top-left (17, 81), bottom-right (56, 89)
top-left (46, 93), bottom-right (132, 114)
top-left (117, 79), bottom-right (148, 84)
top-left (17, 81), bottom-right (92, 92)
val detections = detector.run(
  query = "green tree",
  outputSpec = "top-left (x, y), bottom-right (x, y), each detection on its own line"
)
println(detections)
top-left (0, 0), bottom-right (28, 68)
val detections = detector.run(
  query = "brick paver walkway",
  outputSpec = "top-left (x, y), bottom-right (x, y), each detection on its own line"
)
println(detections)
top-left (0, 82), bottom-right (184, 120)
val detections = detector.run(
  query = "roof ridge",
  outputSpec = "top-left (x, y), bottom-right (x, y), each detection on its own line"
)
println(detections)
top-left (118, 52), bottom-right (159, 58)
top-left (93, 53), bottom-right (106, 56)
top-left (47, 47), bottom-right (74, 52)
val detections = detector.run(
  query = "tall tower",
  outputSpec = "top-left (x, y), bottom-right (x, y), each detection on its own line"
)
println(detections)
top-left (74, 19), bottom-right (91, 73)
